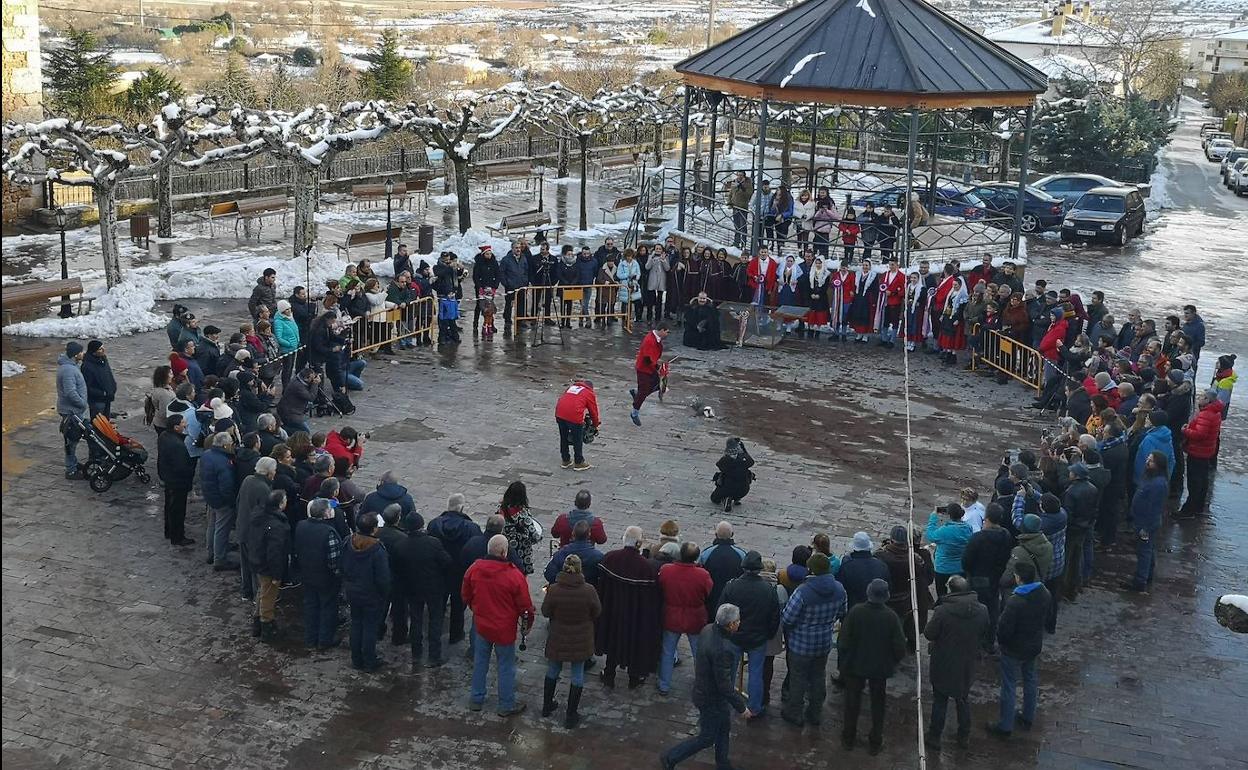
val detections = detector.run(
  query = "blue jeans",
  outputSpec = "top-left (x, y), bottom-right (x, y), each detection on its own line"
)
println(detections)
top-left (546, 659), bottom-right (585, 687)
top-left (285, 419), bottom-right (311, 435)
top-left (663, 704), bottom-right (732, 769)
top-left (303, 582), bottom-right (339, 647)
top-left (350, 603), bottom-right (382, 668)
top-left (734, 642), bottom-right (767, 714)
top-left (659, 630), bottom-right (701, 693)
top-left (1133, 530), bottom-right (1155, 589)
top-left (998, 654), bottom-right (1038, 731)
top-left (210, 505), bottom-right (236, 567)
top-left (346, 358), bottom-right (366, 391)
top-left (470, 630), bottom-right (517, 711)
top-left (63, 433), bottom-right (80, 472)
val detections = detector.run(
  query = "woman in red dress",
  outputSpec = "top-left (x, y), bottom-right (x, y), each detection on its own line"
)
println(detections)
top-left (803, 257), bottom-right (831, 337)
top-left (846, 259), bottom-right (879, 342)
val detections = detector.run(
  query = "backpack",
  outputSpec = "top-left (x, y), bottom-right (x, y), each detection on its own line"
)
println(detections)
top-left (194, 412), bottom-right (214, 448)
top-left (143, 393), bottom-right (156, 426)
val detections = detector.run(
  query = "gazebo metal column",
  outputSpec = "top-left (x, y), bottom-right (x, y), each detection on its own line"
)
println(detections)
top-left (808, 106), bottom-right (818, 193)
top-left (1010, 105), bottom-right (1035, 262)
top-left (751, 99), bottom-right (770, 256)
top-left (707, 90), bottom-right (723, 182)
top-left (677, 88), bottom-right (693, 231)
top-left (901, 111), bottom-right (921, 269)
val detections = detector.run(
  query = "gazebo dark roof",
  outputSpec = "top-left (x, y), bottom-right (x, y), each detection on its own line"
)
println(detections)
top-left (675, 0), bottom-right (1048, 108)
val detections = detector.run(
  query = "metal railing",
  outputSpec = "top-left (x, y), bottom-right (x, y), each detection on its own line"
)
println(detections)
top-left (346, 296), bottom-right (437, 355)
top-left (973, 328), bottom-right (1043, 394)
top-left (512, 283), bottom-right (634, 334)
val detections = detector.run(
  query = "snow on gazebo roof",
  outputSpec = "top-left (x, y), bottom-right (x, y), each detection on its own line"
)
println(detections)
top-left (675, 0), bottom-right (1048, 108)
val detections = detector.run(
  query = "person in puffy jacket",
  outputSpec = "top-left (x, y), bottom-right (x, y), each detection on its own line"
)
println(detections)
top-left (923, 575), bottom-right (992, 750)
top-left (80, 340), bottom-right (117, 418)
top-left (551, 489), bottom-right (606, 546)
top-left (56, 343), bottom-right (90, 478)
top-left (325, 427), bottom-right (365, 470)
top-left (391, 512), bottom-right (453, 666)
top-left (246, 490), bottom-right (291, 642)
top-left (248, 269), bottom-right (279, 324)
top-left (656, 543), bottom-right (713, 696)
top-left (428, 494), bottom-right (484, 645)
top-left (837, 579), bottom-right (907, 754)
top-left (1132, 410), bottom-right (1175, 487)
top-left (836, 532), bottom-right (891, 609)
top-left (541, 553), bottom-right (602, 729)
top-left (341, 511), bottom-right (391, 671)
top-left (463, 535), bottom-right (535, 716)
top-left (294, 498), bottom-right (343, 649)
top-left (360, 470), bottom-right (416, 519)
top-left (926, 504), bottom-right (973, 598)
top-left (200, 432), bottom-right (238, 571)
top-left (1122, 451), bottom-right (1169, 593)
top-left (720, 551), bottom-right (782, 716)
top-left (1178, 389), bottom-right (1224, 517)
top-left (987, 561), bottom-right (1051, 737)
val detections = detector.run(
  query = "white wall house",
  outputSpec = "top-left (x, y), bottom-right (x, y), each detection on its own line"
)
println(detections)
top-left (989, 1), bottom-right (1119, 98)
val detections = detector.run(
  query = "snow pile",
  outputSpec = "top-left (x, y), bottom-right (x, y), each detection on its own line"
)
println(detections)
top-left (1145, 148), bottom-right (1174, 212)
top-left (2, 360), bottom-right (26, 378)
top-left (780, 52), bottom-right (825, 89)
top-left (563, 221), bottom-right (630, 239)
top-left (435, 228), bottom-right (513, 263)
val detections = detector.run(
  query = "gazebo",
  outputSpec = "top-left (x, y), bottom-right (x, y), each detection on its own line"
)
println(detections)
top-left (670, 0), bottom-right (1049, 265)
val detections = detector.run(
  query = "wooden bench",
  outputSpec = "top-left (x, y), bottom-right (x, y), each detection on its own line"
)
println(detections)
top-left (470, 161), bottom-right (537, 195)
top-left (486, 210), bottom-right (563, 241)
top-left (204, 201), bottom-right (239, 236)
top-left (599, 194), bottom-right (640, 222)
top-left (1, 278), bottom-right (93, 325)
top-left (236, 195), bottom-right (290, 238)
top-left (594, 154), bottom-right (638, 180)
top-left (349, 181), bottom-right (427, 211)
top-left (335, 227), bottom-right (402, 260)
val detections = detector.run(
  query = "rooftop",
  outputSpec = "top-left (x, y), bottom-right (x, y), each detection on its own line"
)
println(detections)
top-left (987, 16), bottom-right (1110, 48)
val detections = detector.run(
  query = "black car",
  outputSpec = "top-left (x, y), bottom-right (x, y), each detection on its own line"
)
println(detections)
top-left (972, 183), bottom-right (1067, 232)
top-left (1060, 186), bottom-right (1147, 247)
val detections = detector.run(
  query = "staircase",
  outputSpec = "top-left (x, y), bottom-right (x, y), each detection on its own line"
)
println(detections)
top-left (636, 215), bottom-right (668, 250)
top-left (623, 166), bottom-right (680, 250)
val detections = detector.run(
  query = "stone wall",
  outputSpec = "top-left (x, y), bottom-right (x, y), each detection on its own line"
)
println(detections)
top-left (2, 0), bottom-right (43, 222)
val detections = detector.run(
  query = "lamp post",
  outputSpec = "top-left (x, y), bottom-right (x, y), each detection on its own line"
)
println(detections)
top-left (384, 178), bottom-right (395, 262)
top-left (55, 207), bottom-right (73, 318)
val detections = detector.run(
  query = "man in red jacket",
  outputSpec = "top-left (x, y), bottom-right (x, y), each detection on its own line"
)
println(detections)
top-left (657, 542), bottom-right (713, 696)
top-left (1177, 389), bottom-right (1224, 517)
top-left (325, 427), bottom-right (365, 470)
top-left (463, 535), bottom-right (535, 716)
top-left (555, 380), bottom-right (600, 471)
top-left (630, 323), bottom-right (670, 426)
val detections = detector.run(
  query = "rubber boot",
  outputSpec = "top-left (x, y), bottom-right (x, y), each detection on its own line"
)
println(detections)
top-left (259, 621), bottom-right (277, 643)
top-left (565, 684), bottom-right (583, 729)
top-left (251, 616), bottom-right (262, 638)
top-left (541, 677), bottom-right (560, 718)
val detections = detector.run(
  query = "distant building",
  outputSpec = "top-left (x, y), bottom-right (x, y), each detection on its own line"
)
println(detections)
top-left (987, 1), bottom-right (1111, 62)
top-left (1190, 24), bottom-right (1248, 85)
top-left (2, 0), bottom-right (44, 221)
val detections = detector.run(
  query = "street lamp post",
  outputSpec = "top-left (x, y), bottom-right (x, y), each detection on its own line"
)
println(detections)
top-left (55, 207), bottom-right (73, 318)
top-left (384, 178), bottom-right (395, 262)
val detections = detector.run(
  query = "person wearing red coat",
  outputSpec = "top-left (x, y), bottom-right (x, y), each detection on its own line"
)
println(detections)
top-left (656, 544), bottom-right (713, 695)
top-left (1031, 308), bottom-right (1070, 409)
top-left (874, 259), bottom-right (906, 347)
top-left (631, 325), bottom-right (669, 426)
top-left (746, 250), bottom-right (778, 307)
top-left (463, 535), bottom-right (535, 715)
top-left (325, 427), bottom-right (365, 470)
top-left (555, 380), bottom-right (600, 470)
top-left (1178, 391), bottom-right (1224, 516)
top-left (551, 490), bottom-right (608, 547)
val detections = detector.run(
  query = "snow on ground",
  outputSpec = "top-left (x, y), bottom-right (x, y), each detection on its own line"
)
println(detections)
top-left (1147, 147), bottom-right (1175, 212)
top-left (2, 360), bottom-right (26, 378)
top-left (1221, 595), bottom-right (1248, 613)
top-left (562, 221), bottom-right (630, 239)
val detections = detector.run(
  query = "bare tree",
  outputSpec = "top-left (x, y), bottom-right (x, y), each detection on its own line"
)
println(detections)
top-left (1072, 0), bottom-right (1184, 101)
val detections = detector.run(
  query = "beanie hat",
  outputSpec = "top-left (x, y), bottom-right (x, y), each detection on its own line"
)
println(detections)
top-left (889, 525), bottom-right (909, 545)
top-left (1167, 369), bottom-right (1185, 385)
top-left (867, 578), bottom-right (890, 605)
top-left (742, 550), bottom-right (764, 571)
top-left (807, 552), bottom-right (831, 575)
top-left (1022, 514), bottom-right (1042, 533)
top-left (65, 341), bottom-right (84, 358)
top-left (659, 542), bottom-right (680, 560)
top-left (210, 397), bottom-right (233, 421)
top-left (1069, 463), bottom-right (1090, 480)
top-left (995, 476), bottom-right (1017, 498)
top-left (276, 299), bottom-right (292, 314)
top-left (86, 339), bottom-right (104, 355)
top-left (852, 531), bottom-right (873, 552)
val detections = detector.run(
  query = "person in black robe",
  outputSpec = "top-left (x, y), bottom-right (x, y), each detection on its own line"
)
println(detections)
top-left (710, 437), bottom-right (755, 512)
top-left (595, 528), bottom-right (662, 688)
top-left (684, 292), bottom-right (724, 350)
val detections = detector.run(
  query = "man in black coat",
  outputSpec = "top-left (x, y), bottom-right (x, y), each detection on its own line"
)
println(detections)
top-left (659, 604), bottom-right (751, 770)
top-left (247, 490), bottom-right (291, 642)
top-left (838, 579), bottom-right (907, 755)
top-left (719, 550), bottom-right (781, 717)
top-left (157, 414), bottom-right (196, 546)
top-left (427, 494), bottom-right (484, 645)
top-left (960, 504), bottom-right (1014, 632)
top-left (986, 561), bottom-right (1051, 738)
top-left (462, 513), bottom-right (525, 572)
top-left (697, 521), bottom-right (746, 618)
top-left (924, 575), bottom-right (992, 750)
top-left (277, 366), bottom-right (318, 435)
top-left (1097, 423), bottom-right (1130, 549)
top-left (81, 340), bottom-right (117, 418)
top-left (392, 512), bottom-right (453, 667)
top-left (294, 498), bottom-right (343, 650)
top-left (836, 532), bottom-right (891, 609)
top-left (1061, 464), bottom-right (1099, 601)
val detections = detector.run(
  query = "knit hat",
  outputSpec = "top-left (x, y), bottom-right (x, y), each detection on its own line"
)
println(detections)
top-left (1069, 463), bottom-right (1090, 480)
top-left (741, 550), bottom-right (764, 571)
top-left (86, 339), bottom-right (104, 355)
top-left (1022, 514), bottom-right (1042, 533)
top-left (852, 531), bottom-right (873, 552)
top-left (65, 341), bottom-right (84, 358)
top-left (1167, 369), bottom-right (1185, 385)
top-left (807, 552), bottom-right (831, 575)
top-left (889, 525), bottom-right (909, 545)
top-left (234, 348), bottom-right (252, 361)
top-left (210, 397), bottom-right (233, 421)
top-left (867, 578), bottom-right (890, 605)
top-left (659, 542), bottom-right (680, 560)
top-left (994, 476), bottom-right (1017, 498)
top-left (276, 299), bottom-right (292, 314)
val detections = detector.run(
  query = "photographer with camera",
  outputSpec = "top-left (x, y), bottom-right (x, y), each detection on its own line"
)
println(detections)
top-left (277, 366), bottom-right (320, 435)
top-left (726, 171), bottom-right (754, 249)
top-left (555, 380), bottom-right (600, 471)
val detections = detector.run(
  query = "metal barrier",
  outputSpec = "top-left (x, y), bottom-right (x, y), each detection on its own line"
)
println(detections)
top-left (973, 328), bottom-right (1043, 393)
top-left (512, 284), bottom-right (634, 334)
top-left (348, 295), bottom-right (436, 355)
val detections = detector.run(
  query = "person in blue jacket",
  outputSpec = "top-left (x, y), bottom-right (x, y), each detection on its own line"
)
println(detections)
top-left (1132, 410), bottom-right (1175, 487)
top-left (926, 503), bottom-right (973, 598)
top-left (1121, 451), bottom-right (1169, 593)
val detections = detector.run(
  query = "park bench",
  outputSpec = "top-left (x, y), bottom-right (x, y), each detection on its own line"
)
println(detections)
top-left (236, 195), bottom-right (290, 238)
top-left (335, 226), bottom-right (403, 260)
top-left (203, 201), bottom-right (239, 236)
top-left (470, 161), bottom-right (538, 196)
top-left (486, 210), bottom-right (563, 241)
top-left (349, 181), bottom-right (427, 211)
top-left (594, 153), bottom-right (638, 180)
top-left (1, 278), bottom-right (93, 326)
top-left (599, 194), bottom-right (640, 223)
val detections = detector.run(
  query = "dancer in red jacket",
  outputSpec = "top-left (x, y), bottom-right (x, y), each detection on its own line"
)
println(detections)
top-left (630, 324), bottom-right (670, 426)
top-left (555, 379), bottom-right (600, 471)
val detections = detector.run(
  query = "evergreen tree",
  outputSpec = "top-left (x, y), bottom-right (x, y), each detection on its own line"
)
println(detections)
top-left (360, 29), bottom-right (411, 101)
top-left (265, 60), bottom-right (300, 111)
top-left (122, 68), bottom-right (185, 119)
top-left (44, 26), bottom-right (118, 119)
top-left (1034, 80), bottom-right (1173, 176)
top-left (210, 54), bottom-right (258, 108)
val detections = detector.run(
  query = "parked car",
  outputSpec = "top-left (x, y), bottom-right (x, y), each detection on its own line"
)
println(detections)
top-left (1229, 158), bottom-right (1248, 197)
top-left (1202, 131), bottom-right (1231, 150)
top-left (1060, 186), bottom-right (1147, 247)
top-left (1199, 122), bottom-right (1223, 137)
top-left (1221, 148), bottom-right (1248, 185)
top-left (970, 182), bottom-right (1066, 232)
top-left (1207, 138), bottom-right (1235, 161)
top-left (1032, 173), bottom-right (1125, 210)
top-left (850, 184), bottom-right (988, 220)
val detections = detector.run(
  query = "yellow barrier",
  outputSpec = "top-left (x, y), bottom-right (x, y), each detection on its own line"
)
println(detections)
top-left (348, 295), bottom-right (436, 354)
top-left (512, 284), bottom-right (634, 334)
top-left (974, 328), bottom-right (1043, 394)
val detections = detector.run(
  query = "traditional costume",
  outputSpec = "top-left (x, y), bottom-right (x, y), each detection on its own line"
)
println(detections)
top-left (937, 278), bottom-right (970, 353)
top-left (828, 264), bottom-right (854, 337)
top-left (874, 265), bottom-right (906, 345)
top-left (847, 264), bottom-right (879, 340)
top-left (803, 259), bottom-right (831, 331)
top-left (684, 299), bottom-right (724, 350)
top-left (594, 545), bottom-right (662, 684)
top-left (923, 272), bottom-right (957, 344)
top-left (777, 258), bottom-right (803, 306)
top-left (746, 254), bottom-right (778, 307)
top-left (903, 273), bottom-right (928, 350)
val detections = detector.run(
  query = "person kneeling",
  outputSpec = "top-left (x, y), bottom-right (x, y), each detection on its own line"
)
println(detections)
top-left (711, 437), bottom-right (755, 512)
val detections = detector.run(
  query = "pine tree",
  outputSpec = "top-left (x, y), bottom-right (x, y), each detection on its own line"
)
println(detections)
top-left (265, 60), bottom-right (300, 111)
top-left (360, 29), bottom-right (411, 101)
top-left (122, 68), bottom-right (186, 119)
top-left (44, 26), bottom-right (119, 119)
top-left (210, 54), bottom-right (258, 108)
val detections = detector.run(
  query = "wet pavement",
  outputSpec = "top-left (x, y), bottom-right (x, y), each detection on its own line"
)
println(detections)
top-left (3, 120), bottom-right (1247, 770)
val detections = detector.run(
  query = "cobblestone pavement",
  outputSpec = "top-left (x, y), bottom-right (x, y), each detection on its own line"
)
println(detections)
top-left (3, 296), bottom-right (1246, 770)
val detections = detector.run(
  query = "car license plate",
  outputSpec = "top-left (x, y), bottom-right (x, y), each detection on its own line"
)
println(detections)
top-left (1076, 229), bottom-right (1096, 236)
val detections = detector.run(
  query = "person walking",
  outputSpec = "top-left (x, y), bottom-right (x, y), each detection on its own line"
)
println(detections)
top-left (719, 550), bottom-right (782, 719)
top-left (342, 511), bottom-right (392, 672)
top-left (658, 604), bottom-right (752, 770)
top-left (540, 554), bottom-right (602, 728)
top-left (924, 575), bottom-right (993, 750)
top-left (779, 552), bottom-right (846, 728)
top-left (630, 323), bottom-right (670, 426)
top-left (246, 490), bottom-right (291, 643)
top-left (838, 579), bottom-right (907, 754)
top-left (56, 342), bottom-right (90, 479)
top-left (157, 414), bottom-right (196, 546)
top-left (463, 535), bottom-right (535, 716)
top-left (391, 512), bottom-right (453, 666)
top-left (1120, 451), bottom-right (1169, 593)
top-left (555, 379), bottom-right (600, 471)
top-left (985, 561), bottom-right (1052, 738)
top-left (657, 542), bottom-right (713, 697)
top-left (294, 498), bottom-right (343, 650)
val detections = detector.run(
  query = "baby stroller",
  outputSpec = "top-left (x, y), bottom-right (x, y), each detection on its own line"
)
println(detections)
top-left (79, 414), bottom-right (150, 492)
